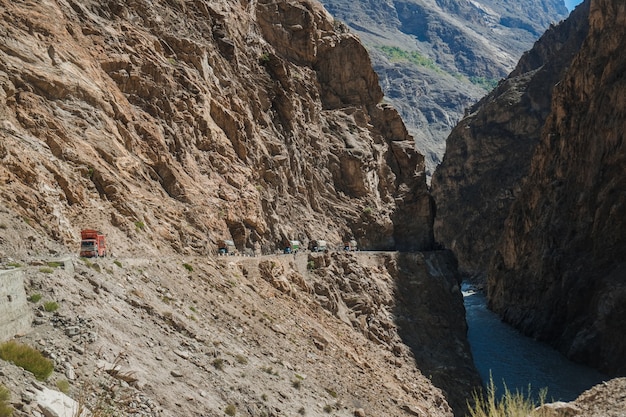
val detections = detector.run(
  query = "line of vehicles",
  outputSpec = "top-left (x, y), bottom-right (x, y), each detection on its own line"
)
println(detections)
top-left (218, 238), bottom-right (358, 255)
top-left (78, 229), bottom-right (357, 258)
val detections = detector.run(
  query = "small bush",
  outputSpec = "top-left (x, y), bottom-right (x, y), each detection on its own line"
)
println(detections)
top-left (28, 293), bottom-right (42, 303)
top-left (212, 358), bottom-right (224, 371)
top-left (258, 52), bottom-right (270, 64)
top-left (467, 376), bottom-right (546, 417)
top-left (46, 261), bottom-right (63, 268)
top-left (225, 404), bottom-right (236, 416)
top-left (44, 301), bottom-right (59, 312)
top-left (56, 379), bottom-right (70, 393)
top-left (113, 260), bottom-right (122, 268)
top-left (323, 404), bottom-right (333, 413)
top-left (0, 385), bottom-right (13, 417)
top-left (6, 262), bottom-right (21, 268)
top-left (292, 379), bottom-right (302, 389)
top-left (235, 354), bottom-right (248, 365)
top-left (183, 263), bottom-right (193, 272)
top-left (0, 341), bottom-right (54, 380)
top-left (134, 221), bottom-right (145, 231)
top-left (39, 267), bottom-right (54, 274)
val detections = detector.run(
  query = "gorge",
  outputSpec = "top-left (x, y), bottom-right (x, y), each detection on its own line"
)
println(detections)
top-left (1, 0), bottom-right (626, 416)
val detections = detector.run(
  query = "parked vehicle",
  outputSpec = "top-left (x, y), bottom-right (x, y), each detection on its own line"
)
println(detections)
top-left (80, 229), bottom-right (106, 257)
top-left (344, 240), bottom-right (358, 251)
top-left (284, 240), bottom-right (300, 254)
top-left (309, 239), bottom-right (327, 252)
top-left (218, 239), bottom-right (237, 255)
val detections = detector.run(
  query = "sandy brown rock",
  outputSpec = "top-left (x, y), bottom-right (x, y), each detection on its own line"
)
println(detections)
top-left (0, 0), bottom-right (432, 260)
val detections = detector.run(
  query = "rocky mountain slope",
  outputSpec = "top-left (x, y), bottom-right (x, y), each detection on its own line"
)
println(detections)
top-left (432, 0), bottom-right (626, 377)
top-left (0, 204), bottom-right (477, 416)
top-left (318, 0), bottom-right (569, 176)
top-left (0, 0), bottom-right (479, 415)
top-left (0, 0), bottom-right (432, 258)
top-left (431, 1), bottom-right (590, 276)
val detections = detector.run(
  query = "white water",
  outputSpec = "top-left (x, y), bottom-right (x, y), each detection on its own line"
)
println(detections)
top-left (462, 282), bottom-right (607, 402)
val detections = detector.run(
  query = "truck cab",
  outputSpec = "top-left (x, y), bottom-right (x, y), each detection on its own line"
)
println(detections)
top-left (80, 229), bottom-right (106, 257)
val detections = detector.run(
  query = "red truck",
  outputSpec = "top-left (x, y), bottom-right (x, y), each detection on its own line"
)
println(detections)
top-left (80, 229), bottom-right (107, 258)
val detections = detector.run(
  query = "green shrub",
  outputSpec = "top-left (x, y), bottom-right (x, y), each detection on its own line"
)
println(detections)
top-left (44, 301), bottom-right (59, 312)
top-left (46, 261), bottom-right (63, 268)
top-left (113, 260), bottom-right (122, 268)
top-left (0, 341), bottom-right (54, 380)
top-left (39, 267), bottom-right (54, 274)
top-left (212, 358), bottom-right (224, 371)
top-left (235, 354), bottom-right (248, 365)
top-left (0, 385), bottom-right (13, 417)
top-left (225, 404), bottom-right (236, 416)
top-left (134, 221), bottom-right (145, 231)
top-left (28, 293), bottom-right (42, 303)
top-left (258, 52), bottom-right (270, 64)
top-left (183, 263), bottom-right (193, 272)
top-left (6, 262), bottom-right (21, 268)
top-left (56, 379), bottom-right (70, 393)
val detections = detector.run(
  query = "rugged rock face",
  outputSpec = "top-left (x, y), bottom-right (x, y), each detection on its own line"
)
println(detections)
top-left (487, 0), bottom-right (626, 376)
top-left (0, 0), bottom-right (431, 257)
top-left (319, 0), bottom-right (569, 175)
top-left (0, 0), bottom-right (481, 416)
top-left (431, 2), bottom-right (590, 276)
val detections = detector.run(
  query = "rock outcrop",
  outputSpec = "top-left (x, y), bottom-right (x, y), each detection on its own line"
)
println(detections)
top-left (431, 2), bottom-right (590, 276)
top-left (319, 0), bottom-right (569, 176)
top-left (0, 0), bottom-right (431, 258)
top-left (487, 0), bottom-right (626, 376)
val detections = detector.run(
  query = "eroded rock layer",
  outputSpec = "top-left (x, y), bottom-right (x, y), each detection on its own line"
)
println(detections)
top-left (0, 0), bottom-right (431, 258)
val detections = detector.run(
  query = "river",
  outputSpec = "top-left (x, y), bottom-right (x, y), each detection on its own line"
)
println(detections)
top-left (462, 282), bottom-right (608, 402)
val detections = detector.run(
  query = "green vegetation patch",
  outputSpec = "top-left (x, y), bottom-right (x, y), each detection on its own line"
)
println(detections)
top-left (0, 341), bottom-right (54, 381)
top-left (0, 384), bottom-right (12, 417)
top-left (468, 376), bottom-right (547, 417)
top-left (378, 46), bottom-right (440, 72)
top-left (0, 385), bottom-right (12, 417)
top-left (225, 404), bottom-right (237, 416)
top-left (44, 301), bottom-right (59, 312)
top-left (27, 293), bottom-right (42, 303)
top-left (468, 75), bottom-right (499, 91)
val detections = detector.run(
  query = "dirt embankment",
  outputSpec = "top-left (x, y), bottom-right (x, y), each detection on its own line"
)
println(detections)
top-left (0, 246), bottom-right (479, 417)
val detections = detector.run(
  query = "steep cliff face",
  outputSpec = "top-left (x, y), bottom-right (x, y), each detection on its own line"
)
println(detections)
top-left (0, 0), bottom-right (431, 257)
top-left (487, 0), bottom-right (626, 376)
top-left (319, 0), bottom-right (569, 175)
top-left (431, 2), bottom-right (590, 276)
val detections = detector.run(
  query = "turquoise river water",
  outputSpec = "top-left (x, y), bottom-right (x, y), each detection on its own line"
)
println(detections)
top-left (462, 282), bottom-right (608, 402)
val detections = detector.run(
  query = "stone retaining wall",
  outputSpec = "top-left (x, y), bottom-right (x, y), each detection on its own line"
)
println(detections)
top-left (0, 268), bottom-right (32, 341)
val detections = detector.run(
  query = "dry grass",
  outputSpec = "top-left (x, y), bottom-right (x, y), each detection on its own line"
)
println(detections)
top-left (468, 376), bottom-right (547, 417)
top-left (0, 341), bottom-right (54, 381)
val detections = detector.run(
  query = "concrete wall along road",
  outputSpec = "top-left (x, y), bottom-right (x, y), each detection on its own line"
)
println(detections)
top-left (0, 268), bottom-right (32, 341)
